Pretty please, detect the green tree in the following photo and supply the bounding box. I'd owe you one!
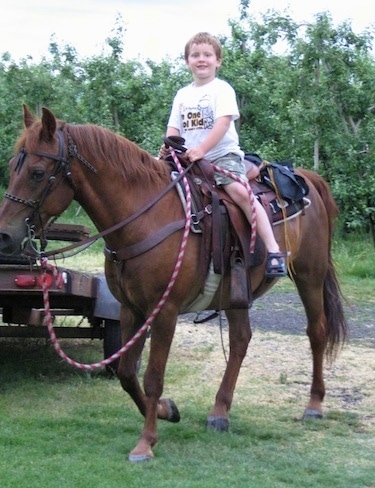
[1,8,375,240]
[223,6,375,237]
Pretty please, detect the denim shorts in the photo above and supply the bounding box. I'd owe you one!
[212,153,247,186]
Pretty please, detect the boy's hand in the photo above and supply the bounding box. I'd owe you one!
[186,146,205,162]
[158,144,170,159]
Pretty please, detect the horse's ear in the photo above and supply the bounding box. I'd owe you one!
[23,104,35,128]
[41,107,57,140]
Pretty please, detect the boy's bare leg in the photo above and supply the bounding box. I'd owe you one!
[223,181,286,277]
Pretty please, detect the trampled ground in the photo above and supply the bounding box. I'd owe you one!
[175,288,375,432]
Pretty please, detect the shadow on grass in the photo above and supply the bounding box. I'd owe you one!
[0,337,111,388]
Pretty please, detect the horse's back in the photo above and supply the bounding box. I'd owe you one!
[296,168,338,223]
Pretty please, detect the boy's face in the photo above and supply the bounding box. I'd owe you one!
[186,42,222,84]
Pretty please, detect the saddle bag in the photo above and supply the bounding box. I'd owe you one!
[244,153,309,203]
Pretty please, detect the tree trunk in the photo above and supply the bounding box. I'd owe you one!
[369,214,375,247]
[313,139,320,171]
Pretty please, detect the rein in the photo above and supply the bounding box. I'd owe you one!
[8,127,255,370]
[39,162,194,259]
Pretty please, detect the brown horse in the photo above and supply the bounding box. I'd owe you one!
[0,106,348,462]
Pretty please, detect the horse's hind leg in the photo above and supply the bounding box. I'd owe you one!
[294,275,328,419]
[206,308,252,431]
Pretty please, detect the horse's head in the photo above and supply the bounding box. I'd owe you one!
[0,105,75,255]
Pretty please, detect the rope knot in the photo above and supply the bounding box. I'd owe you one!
[39,257,63,289]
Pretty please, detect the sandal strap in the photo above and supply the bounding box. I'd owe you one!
[266,252,288,277]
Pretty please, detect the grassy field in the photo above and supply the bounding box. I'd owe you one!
[0,203,374,487]
[0,320,374,487]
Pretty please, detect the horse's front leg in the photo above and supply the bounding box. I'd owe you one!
[116,306,148,412]
[206,308,252,431]
[126,307,179,462]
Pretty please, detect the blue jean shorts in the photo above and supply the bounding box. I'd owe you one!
[212,153,247,186]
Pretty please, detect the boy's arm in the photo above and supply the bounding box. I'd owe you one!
[186,116,231,162]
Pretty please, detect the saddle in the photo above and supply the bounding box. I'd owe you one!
[164,137,308,309]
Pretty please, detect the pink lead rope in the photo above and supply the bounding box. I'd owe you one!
[211,164,257,253]
[41,148,192,370]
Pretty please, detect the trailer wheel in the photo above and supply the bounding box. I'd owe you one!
[103,319,122,375]
[102,319,143,376]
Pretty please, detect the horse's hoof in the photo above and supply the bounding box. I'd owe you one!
[303,409,323,420]
[165,398,181,423]
[206,416,229,431]
[128,453,153,463]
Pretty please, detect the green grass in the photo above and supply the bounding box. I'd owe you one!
[333,237,375,280]
[270,234,375,305]
[0,337,374,488]
[332,237,375,306]
[1,202,375,486]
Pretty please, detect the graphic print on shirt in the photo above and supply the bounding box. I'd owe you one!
[181,94,214,133]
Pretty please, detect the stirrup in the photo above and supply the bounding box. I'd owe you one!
[266,252,288,278]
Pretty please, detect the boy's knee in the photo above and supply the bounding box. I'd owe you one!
[244,161,260,180]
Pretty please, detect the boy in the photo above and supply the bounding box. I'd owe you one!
[159,32,286,278]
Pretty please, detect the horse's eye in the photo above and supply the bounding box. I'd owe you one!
[32,170,45,182]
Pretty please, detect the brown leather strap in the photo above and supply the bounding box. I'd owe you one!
[105,209,207,262]
[211,190,224,274]
[104,219,186,261]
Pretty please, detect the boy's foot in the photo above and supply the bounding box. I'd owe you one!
[266,252,288,278]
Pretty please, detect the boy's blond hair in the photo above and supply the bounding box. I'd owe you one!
[184,32,222,62]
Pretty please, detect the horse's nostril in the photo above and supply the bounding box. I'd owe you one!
[0,231,20,255]
[0,232,10,243]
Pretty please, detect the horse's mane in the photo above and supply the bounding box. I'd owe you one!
[16,119,171,187]
[68,124,171,186]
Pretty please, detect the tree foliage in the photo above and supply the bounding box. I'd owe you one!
[0,7,374,241]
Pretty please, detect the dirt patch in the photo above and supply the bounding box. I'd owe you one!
[174,289,375,432]
[183,290,375,345]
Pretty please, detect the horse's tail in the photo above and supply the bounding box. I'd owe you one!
[299,169,349,359]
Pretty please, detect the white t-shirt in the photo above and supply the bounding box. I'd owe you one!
[167,78,244,161]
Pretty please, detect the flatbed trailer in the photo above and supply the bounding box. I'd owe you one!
[0,223,122,371]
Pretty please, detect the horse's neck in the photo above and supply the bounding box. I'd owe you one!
[74,164,179,248]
